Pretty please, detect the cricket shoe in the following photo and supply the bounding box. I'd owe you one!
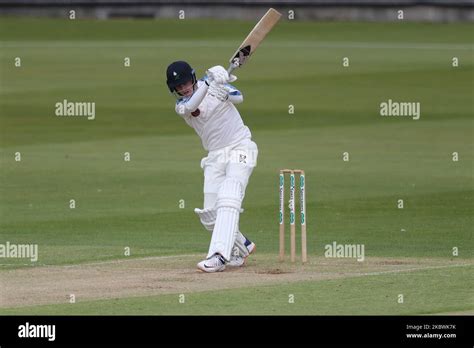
[197,253,226,273]
[228,240,256,267]
[245,238,256,255]
[227,255,245,267]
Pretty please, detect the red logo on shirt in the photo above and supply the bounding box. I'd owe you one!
[191,109,200,117]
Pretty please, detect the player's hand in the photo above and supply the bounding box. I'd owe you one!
[206,65,229,84]
[208,81,229,102]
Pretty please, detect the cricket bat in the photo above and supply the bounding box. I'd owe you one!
[227,8,282,74]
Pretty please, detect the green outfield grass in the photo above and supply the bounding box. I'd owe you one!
[0,18,472,315]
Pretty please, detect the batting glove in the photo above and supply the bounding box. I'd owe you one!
[206,65,229,85]
[208,81,229,102]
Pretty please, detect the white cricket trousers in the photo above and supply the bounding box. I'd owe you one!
[201,138,258,209]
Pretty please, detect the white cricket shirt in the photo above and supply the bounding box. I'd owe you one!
[175,80,252,151]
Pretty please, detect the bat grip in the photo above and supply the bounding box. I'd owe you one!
[227,59,239,75]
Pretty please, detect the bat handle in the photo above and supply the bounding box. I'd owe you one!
[227,58,239,75]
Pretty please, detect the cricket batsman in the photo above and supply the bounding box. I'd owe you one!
[166,61,257,273]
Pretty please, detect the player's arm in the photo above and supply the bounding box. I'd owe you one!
[175,81,210,117]
[226,84,243,104]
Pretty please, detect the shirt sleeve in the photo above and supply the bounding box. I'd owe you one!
[175,80,209,117]
[226,83,243,104]
[175,98,192,118]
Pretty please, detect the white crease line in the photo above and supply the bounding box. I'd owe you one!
[0,253,201,269]
[63,253,202,267]
[1,255,472,275]
[352,262,473,277]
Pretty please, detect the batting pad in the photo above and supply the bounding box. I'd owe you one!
[195,206,249,258]
[233,233,250,258]
[207,178,243,261]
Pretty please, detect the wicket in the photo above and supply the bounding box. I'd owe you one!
[279,169,307,263]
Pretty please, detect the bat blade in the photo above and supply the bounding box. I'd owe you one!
[228,8,282,72]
